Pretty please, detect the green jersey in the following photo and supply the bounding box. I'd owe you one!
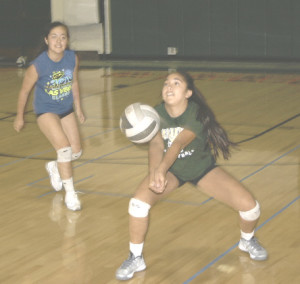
[155,101,215,181]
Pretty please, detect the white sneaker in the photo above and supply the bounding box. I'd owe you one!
[239,237,268,261]
[65,192,81,211]
[45,161,63,191]
[116,252,146,281]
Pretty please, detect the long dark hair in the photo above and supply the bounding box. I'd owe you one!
[35,21,70,57]
[175,70,237,160]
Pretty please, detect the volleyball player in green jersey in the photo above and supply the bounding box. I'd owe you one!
[116,71,268,281]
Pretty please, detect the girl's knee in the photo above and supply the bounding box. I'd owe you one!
[128,198,151,218]
[239,200,260,221]
[72,149,82,160]
[57,146,72,162]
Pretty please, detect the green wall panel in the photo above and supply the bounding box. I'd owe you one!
[111,0,160,56]
[266,0,292,57]
[238,0,266,58]
[157,0,184,55]
[0,0,50,48]
[110,0,300,60]
[132,0,160,56]
[210,0,238,56]
[2,0,300,60]
[110,0,133,55]
[291,0,300,57]
[182,0,211,56]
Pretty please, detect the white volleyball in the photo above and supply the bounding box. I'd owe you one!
[120,102,160,144]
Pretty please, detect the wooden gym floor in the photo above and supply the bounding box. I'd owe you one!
[0,59,300,284]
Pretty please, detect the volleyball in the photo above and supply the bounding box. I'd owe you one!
[16,56,27,68]
[120,102,160,144]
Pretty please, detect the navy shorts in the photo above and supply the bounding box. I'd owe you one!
[173,164,218,187]
[36,108,74,119]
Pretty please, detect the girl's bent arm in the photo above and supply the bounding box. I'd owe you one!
[14,65,38,132]
[158,129,196,174]
[148,131,165,174]
[148,132,165,191]
[149,128,196,193]
[72,55,85,123]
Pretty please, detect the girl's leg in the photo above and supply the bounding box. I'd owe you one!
[60,112,82,158]
[197,167,267,260]
[116,172,179,281]
[197,167,257,229]
[44,112,82,191]
[129,171,180,245]
[37,113,80,211]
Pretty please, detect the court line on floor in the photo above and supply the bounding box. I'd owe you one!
[183,194,300,284]
[28,144,133,188]
[0,128,123,168]
[0,149,54,168]
[240,143,300,182]
[2,111,297,168]
[2,73,299,169]
[30,142,300,282]
[33,143,300,204]
[32,142,300,282]
[182,143,300,283]
[36,175,94,198]
[237,112,300,143]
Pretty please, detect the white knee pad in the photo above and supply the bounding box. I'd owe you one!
[72,149,82,161]
[128,198,151,218]
[239,200,260,221]
[57,147,72,162]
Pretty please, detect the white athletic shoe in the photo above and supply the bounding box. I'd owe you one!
[65,192,81,211]
[239,237,268,261]
[116,252,146,281]
[45,161,63,191]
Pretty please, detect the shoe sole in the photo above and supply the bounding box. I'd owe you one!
[115,264,146,281]
[45,162,63,191]
[65,202,81,211]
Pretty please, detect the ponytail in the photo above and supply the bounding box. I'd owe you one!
[177,71,237,160]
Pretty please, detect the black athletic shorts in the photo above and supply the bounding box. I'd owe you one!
[174,164,218,187]
[36,108,74,119]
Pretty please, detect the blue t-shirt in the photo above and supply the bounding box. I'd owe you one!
[32,50,75,115]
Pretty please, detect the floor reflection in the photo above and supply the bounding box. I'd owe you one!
[48,193,92,283]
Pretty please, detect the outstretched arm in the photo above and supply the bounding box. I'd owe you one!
[14,65,38,132]
[149,128,196,193]
[148,131,164,184]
